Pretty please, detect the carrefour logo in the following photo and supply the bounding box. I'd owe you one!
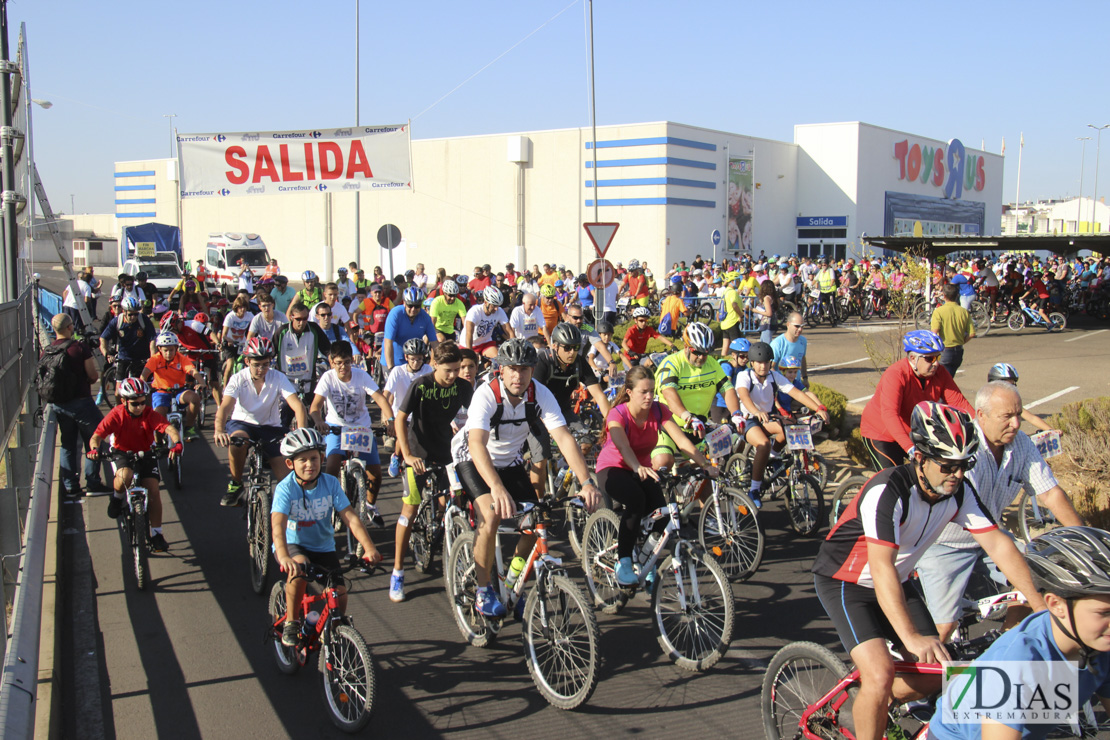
[214,134,226,143]
[316,184,327,191]
[218,189,230,196]
[311,131,322,139]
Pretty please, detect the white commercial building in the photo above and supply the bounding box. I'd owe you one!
[111,120,1003,278]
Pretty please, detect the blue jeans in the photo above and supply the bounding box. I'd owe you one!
[54,396,104,492]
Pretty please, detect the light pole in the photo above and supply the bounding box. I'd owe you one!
[1088,124,1110,232]
[164,113,177,158]
[353,0,360,267]
[69,194,74,214]
[1078,136,1091,233]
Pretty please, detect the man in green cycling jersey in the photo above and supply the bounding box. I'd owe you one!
[650,322,745,469]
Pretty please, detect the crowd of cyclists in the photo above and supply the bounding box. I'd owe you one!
[48,246,1110,735]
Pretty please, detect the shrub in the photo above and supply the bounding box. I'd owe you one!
[1048,397,1110,474]
[810,382,847,435]
[845,428,870,468]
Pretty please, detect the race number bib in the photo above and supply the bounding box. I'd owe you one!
[340,427,375,453]
[786,425,814,451]
[704,425,733,460]
[1031,430,1062,459]
[285,353,309,376]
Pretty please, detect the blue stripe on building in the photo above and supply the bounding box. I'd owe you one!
[114,171,155,178]
[585,136,716,152]
[585,197,715,208]
[115,198,156,205]
[115,212,158,219]
[586,177,715,189]
[586,157,715,170]
[115,184,156,191]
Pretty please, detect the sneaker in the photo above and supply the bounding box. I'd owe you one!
[106,495,123,519]
[221,481,244,507]
[149,533,168,552]
[475,584,507,618]
[281,619,302,647]
[63,487,82,499]
[389,574,405,603]
[365,504,385,528]
[615,557,638,586]
[85,479,110,494]
[387,454,401,478]
[749,492,762,510]
[185,427,200,442]
[645,568,658,596]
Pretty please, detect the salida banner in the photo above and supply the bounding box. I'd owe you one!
[177,124,412,199]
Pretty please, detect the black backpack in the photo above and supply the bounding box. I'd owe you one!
[37,340,81,404]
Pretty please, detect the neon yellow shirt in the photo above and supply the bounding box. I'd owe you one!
[429,295,467,335]
[654,351,734,418]
[720,287,742,330]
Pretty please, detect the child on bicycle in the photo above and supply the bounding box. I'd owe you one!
[774,355,821,415]
[141,331,207,441]
[271,427,383,647]
[383,338,434,476]
[710,337,750,424]
[87,378,182,553]
[390,341,472,602]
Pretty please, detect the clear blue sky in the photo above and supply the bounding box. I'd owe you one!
[16,0,1109,215]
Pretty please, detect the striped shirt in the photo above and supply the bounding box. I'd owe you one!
[933,424,1059,549]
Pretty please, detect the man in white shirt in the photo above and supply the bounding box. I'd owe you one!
[463,289,512,357]
[63,272,93,332]
[334,268,358,300]
[508,292,545,340]
[409,263,431,291]
[313,283,350,327]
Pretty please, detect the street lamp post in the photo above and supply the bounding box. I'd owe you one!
[164,113,177,158]
[1078,136,1091,233]
[1088,124,1110,232]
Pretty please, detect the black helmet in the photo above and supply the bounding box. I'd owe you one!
[496,337,538,368]
[596,320,614,334]
[136,271,148,281]
[550,322,582,348]
[748,341,774,363]
[402,338,429,357]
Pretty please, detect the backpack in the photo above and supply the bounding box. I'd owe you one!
[657,310,674,337]
[487,376,544,440]
[717,291,731,322]
[37,340,81,404]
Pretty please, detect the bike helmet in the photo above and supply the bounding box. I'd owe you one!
[242,336,275,359]
[402,337,429,357]
[554,280,564,288]
[748,341,774,363]
[121,297,141,312]
[302,270,318,282]
[1026,527,1110,600]
[670,275,683,285]
[188,314,209,334]
[136,271,148,282]
[631,306,651,319]
[550,322,582,348]
[902,330,945,354]
[683,322,715,353]
[540,284,556,298]
[337,267,347,275]
[780,355,802,370]
[496,337,539,368]
[159,311,180,329]
[628,259,641,271]
[183,277,199,293]
[156,331,180,348]
[402,287,425,306]
[443,280,459,296]
[987,362,1019,383]
[909,401,978,462]
[729,338,751,353]
[482,286,504,306]
[117,377,150,400]
[596,320,614,334]
[279,427,327,458]
[455,274,469,287]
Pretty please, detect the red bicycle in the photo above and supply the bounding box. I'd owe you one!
[266,561,378,733]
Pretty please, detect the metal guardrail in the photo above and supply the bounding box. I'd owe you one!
[34,286,61,338]
[0,286,36,455]
[0,404,54,740]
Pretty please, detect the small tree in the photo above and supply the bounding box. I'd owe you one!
[856,248,931,372]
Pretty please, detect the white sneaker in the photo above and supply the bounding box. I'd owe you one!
[389,573,405,603]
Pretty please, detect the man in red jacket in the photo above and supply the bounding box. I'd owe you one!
[859,330,972,471]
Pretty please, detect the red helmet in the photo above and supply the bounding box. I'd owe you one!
[243,337,274,359]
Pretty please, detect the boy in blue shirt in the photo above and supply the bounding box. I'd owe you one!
[272,427,383,647]
[775,355,820,414]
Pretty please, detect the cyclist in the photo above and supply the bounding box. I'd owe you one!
[813,401,1046,740]
[391,342,472,602]
[657,283,688,338]
[929,527,1110,740]
[335,267,357,300]
[735,341,830,506]
[449,338,601,618]
[860,330,972,471]
[463,286,512,359]
[773,354,822,414]
[710,337,750,424]
[246,291,287,341]
[288,270,323,312]
[219,295,255,386]
[308,340,394,527]
[814,256,839,322]
[618,259,651,310]
[382,287,438,371]
[272,427,383,647]
[1020,271,1057,330]
[214,337,308,506]
[650,323,744,469]
[717,271,745,355]
[508,291,545,341]
[597,365,715,586]
[313,300,357,359]
[269,274,295,317]
[349,283,393,349]
[100,297,158,379]
[141,332,207,441]
[621,307,674,369]
[538,284,562,337]
[588,320,620,384]
[429,280,467,342]
[273,303,331,428]
[87,378,182,553]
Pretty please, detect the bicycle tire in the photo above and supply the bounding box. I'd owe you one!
[564,476,595,560]
[722,451,752,491]
[1007,312,1026,331]
[267,581,300,675]
[198,394,207,429]
[319,624,377,733]
[761,641,853,740]
[445,531,494,647]
[1049,312,1067,331]
[171,429,183,490]
[913,302,932,330]
[523,573,600,710]
[1018,489,1062,543]
[828,474,869,529]
[442,506,473,591]
[859,297,874,320]
[132,510,149,591]
[698,486,764,582]
[411,496,436,575]
[784,473,825,537]
[652,547,734,671]
[969,300,991,337]
[803,453,829,490]
[100,365,118,409]
[696,301,715,322]
[248,484,272,595]
[580,508,629,614]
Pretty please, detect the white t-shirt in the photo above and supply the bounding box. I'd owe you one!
[509,305,544,339]
[335,278,358,300]
[451,380,566,468]
[223,312,255,347]
[248,312,287,341]
[63,280,92,308]
[464,304,508,347]
[312,301,349,327]
[384,363,434,413]
[735,368,793,416]
[225,368,297,427]
[314,367,381,427]
[589,339,619,372]
[238,270,255,293]
[410,272,430,291]
[599,281,619,313]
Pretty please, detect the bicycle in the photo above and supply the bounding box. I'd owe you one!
[403,462,473,577]
[580,465,736,670]
[327,424,383,556]
[445,497,601,709]
[828,473,871,529]
[156,386,188,491]
[698,422,766,581]
[181,347,219,427]
[107,447,163,591]
[229,436,273,595]
[266,561,378,733]
[96,355,119,408]
[1006,297,1067,332]
[542,423,600,559]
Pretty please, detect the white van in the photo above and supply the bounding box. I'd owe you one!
[122,253,183,292]
[202,233,271,296]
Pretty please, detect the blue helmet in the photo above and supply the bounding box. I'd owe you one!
[121,296,141,312]
[902,330,944,354]
[402,287,425,306]
[729,338,751,353]
[779,355,802,370]
[670,275,683,284]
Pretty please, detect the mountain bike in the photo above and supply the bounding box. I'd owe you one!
[446,497,600,709]
[230,436,273,595]
[327,425,383,557]
[267,561,378,733]
[157,386,187,491]
[698,423,765,581]
[1006,298,1067,332]
[404,462,474,577]
[107,447,162,591]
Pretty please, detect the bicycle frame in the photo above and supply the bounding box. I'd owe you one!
[270,568,350,663]
[490,502,565,617]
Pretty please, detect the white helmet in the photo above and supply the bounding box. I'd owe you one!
[631,306,651,319]
[443,280,459,296]
[482,286,504,306]
[156,331,180,347]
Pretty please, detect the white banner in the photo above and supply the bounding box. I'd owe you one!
[177,124,412,199]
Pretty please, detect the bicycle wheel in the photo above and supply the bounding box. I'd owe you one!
[171,438,183,491]
[580,508,629,614]
[410,497,436,574]
[267,581,300,675]
[319,624,377,733]
[969,300,991,337]
[913,302,932,330]
[523,574,600,710]
[1007,312,1026,331]
[803,453,829,490]
[198,393,207,429]
[1019,490,1062,543]
[722,451,752,490]
[445,531,493,647]
[784,474,825,537]
[829,474,868,529]
[1049,312,1067,331]
[761,641,853,740]
[696,301,715,322]
[442,506,473,590]
[652,547,734,671]
[698,487,764,582]
[132,510,150,591]
[248,485,272,595]
[100,365,117,409]
[564,477,595,560]
[859,297,873,320]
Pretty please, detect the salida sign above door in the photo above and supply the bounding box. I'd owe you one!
[893,137,985,201]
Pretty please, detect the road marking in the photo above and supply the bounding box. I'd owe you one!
[1065,329,1107,342]
[810,357,869,372]
[849,394,874,404]
[1025,386,1080,410]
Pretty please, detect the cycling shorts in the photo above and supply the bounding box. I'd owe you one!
[473,340,497,355]
[651,425,703,460]
[325,431,380,466]
[814,574,937,654]
[402,465,450,508]
[109,450,160,481]
[455,461,537,504]
[632,296,649,307]
[227,420,283,460]
[285,543,342,571]
[861,437,906,472]
[152,389,188,410]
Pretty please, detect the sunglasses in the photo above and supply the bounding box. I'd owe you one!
[917,354,941,364]
[560,344,580,353]
[317,312,332,317]
[931,458,973,474]
[126,399,148,406]
[790,324,804,329]
[292,316,308,322]
[690,350,709,358]
[566,315,583,322]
